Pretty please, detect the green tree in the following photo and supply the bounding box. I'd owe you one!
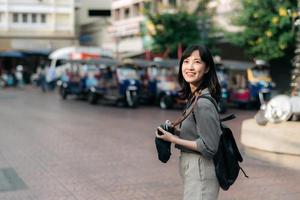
[143,1,217,57]
[148,11,199,57]
[229,0,297,60]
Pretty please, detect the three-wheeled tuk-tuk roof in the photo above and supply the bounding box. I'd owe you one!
[121,59,152,68]
[63,58,120,66]
[151,59,179,68]
[219,59,271,70]
[220,60,253,70]
[120,58,179,69]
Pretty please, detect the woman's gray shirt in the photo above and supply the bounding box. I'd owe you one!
[175,92,222,159]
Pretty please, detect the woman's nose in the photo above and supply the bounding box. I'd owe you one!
[187,62,194,70]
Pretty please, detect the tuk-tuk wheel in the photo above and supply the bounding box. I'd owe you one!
[116,99,125,107]
[88,92,98,105]
[60,87,67,100]
[159,95,173,109]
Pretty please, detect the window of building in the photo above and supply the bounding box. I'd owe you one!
[41,14,46,23]
[88,9,111,17]
[114,9,120,21]
[124,7,130,19]
[133,3,139,16]
[32,13,37,23]
[22,13,28,23]
[13,13,19,23]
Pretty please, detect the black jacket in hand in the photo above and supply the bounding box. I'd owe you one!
[155,123,175,163]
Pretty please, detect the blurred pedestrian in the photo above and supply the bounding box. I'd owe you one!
[15,65,24,88]
[46,65,56,91]
[37,65,47,92]
[156,45,221,200]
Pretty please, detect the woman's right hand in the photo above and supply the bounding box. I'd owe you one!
[155,127,178,143]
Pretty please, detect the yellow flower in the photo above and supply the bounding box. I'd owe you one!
[272,17,279,25]
[292,12,298,18]
[146,21,156,35]
[279,7,287,17]
[156,24,164,31]
[265,31,272,37]
[248,40,255,45]
[256,38,263,44]
[279,43,286,50]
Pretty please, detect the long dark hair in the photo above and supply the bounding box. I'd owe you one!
[178,45,221,102]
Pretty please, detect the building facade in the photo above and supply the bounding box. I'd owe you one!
[104,0,147,58]
[104,0,241,59]
[75,0,112,47]
[0,0,76,52]
[105,0,184,58]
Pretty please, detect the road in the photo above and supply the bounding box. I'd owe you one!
[0,86,299,200]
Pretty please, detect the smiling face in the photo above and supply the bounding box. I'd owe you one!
[181,50,209,92]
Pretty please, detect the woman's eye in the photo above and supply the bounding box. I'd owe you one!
[183,60,189,64]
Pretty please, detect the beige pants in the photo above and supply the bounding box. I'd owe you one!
[179,152,219,200]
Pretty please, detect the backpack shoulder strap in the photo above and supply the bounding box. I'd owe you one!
[197,95,236,122]
[198,95,219,112]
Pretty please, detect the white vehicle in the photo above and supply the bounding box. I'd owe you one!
[49,46,114,80]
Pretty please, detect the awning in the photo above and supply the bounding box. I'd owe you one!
[22,50,51,56]
[0,51,24,58]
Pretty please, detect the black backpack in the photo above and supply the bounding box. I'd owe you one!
[193,95,249,190]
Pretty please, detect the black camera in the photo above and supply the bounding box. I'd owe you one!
[157,120,175,135]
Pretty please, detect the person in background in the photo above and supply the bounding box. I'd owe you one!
[37,64,47,92]
[15,65,24,88]
[46,65,56,91]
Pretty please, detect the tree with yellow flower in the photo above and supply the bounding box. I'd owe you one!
[229,0,297,61]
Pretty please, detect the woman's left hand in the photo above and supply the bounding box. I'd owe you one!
[155,127,177,143]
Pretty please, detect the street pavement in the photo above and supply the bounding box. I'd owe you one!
[0,86,300,200]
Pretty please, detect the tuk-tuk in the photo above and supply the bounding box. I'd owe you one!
[121,59,153,104]
[148,59,183,109]
[87,61,141,107]
[58,60,93,99]
[58,58,115,100]
[225,60,275,107]
[119,58,182,109]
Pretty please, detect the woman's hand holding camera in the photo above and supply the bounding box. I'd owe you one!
[155,127,178,143]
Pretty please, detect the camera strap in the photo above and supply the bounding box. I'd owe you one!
[171,91,202,127]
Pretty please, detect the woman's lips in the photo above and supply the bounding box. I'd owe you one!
[185,72,195,77]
